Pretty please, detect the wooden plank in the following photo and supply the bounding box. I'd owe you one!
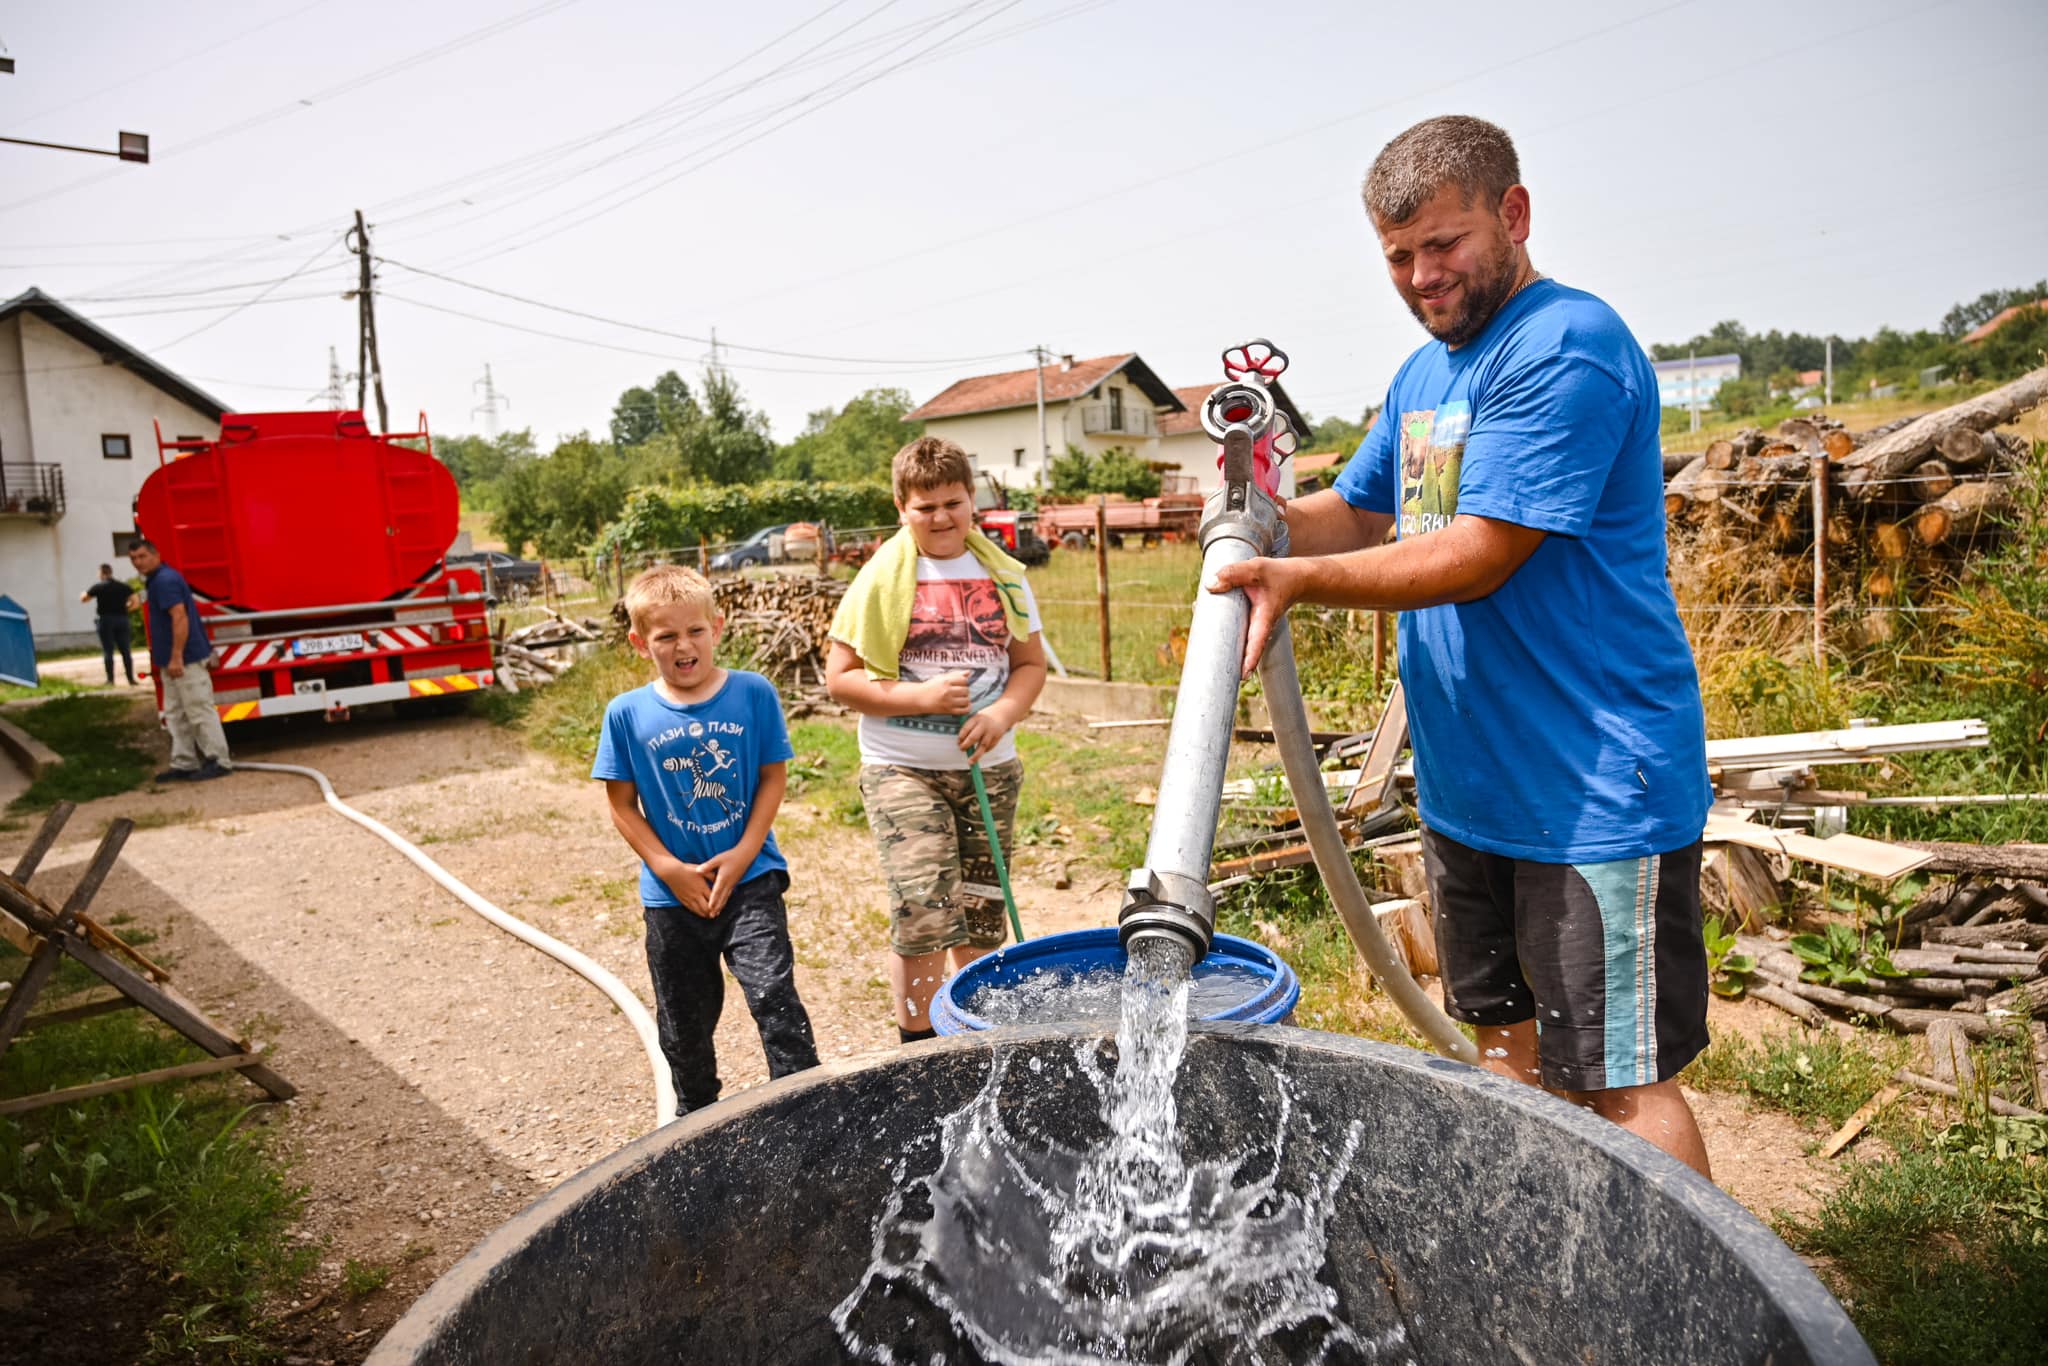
[0,911,38,956]
[1819,1084,1900,1159]
[1702,815,1933,881]
[22,921,294,1102]
[9,801,74,882]
[19,995,138,1032]
[56,819,133,923]
[0,941,64,1054]
[1894,1069,2042,1119]
[74,912,171,983]
[0,1053,260,1117]
[1705,719,1989,770]
[1345,681,1408,815]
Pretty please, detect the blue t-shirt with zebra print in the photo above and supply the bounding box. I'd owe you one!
[591,671,795,907]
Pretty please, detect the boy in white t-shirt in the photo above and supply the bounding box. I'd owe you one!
[826,437,1048,1042]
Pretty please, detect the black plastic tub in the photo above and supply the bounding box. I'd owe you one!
[370,1024,1874,1365]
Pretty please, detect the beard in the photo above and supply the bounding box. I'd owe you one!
[1404,234,1522,346]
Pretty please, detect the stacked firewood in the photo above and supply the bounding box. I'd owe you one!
[1664,364,2046,599]
[711,575,848,697]
[1734,843,2048,1115]
[496,612,603,690]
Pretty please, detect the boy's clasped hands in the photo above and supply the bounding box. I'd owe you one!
[650,850,748,919]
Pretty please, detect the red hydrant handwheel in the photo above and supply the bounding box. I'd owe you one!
[1222,338,1288,382]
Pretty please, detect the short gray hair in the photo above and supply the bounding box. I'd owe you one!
[1363,116,1521,226]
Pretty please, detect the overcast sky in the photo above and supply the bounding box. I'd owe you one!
[3,0,2043,447]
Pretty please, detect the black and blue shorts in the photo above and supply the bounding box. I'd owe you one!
[1422,828,1709,1093]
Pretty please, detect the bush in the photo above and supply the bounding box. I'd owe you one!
[592,480,899,555]
[1047,445,1161,500]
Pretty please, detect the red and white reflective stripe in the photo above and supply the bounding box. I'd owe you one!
[219,639,287,670]
[372,625,433,650]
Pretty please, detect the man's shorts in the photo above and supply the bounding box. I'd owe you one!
[858,760,1021,957]
[1422,827,1709,1093]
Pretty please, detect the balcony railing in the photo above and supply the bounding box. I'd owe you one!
[0,464,64,521]
[1080,403,1158,438]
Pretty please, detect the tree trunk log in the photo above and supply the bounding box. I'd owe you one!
[1924,922,2048,948]
[1870,521,1913,560]
[1888,1007,2000,1038]
[1664,453,1709,518]
[1823,429,1857,461]
[1750,981,1825,1027]
[1899,844,2048,881]
[1937,427,1999,469]
[1911,480,2013,547]
[1662,450,1698,479]
[1924,1017,1976,1090]
[1837,363,2048,497]
[1895,1069,2041,1118]
[1907,460,1956,500]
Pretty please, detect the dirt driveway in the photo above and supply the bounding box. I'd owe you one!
[6,702,1839,1358]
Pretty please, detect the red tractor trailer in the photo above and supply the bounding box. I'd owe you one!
[133,410,494,724]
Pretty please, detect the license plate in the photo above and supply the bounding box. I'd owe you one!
[293,633,365,657]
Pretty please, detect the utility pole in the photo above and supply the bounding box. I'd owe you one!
[1687,349,1699,434]
[473,363,509,438]
[1824,337,1833,408]
[346,209,389,432]
[1033,344,1050,478]
[706,326,723,379]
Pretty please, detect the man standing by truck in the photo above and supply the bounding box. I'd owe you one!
[127,538,233,781]
[1210,116,1713,1178]
[79,564,138,687]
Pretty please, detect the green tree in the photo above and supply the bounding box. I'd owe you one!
[490,433,636,556]
[1713,377,1769,418]
[644,368,774,486]
[1301,406,1377,455]
[1047,445,1161,499]
[609,370,697,448]
[434,428,537,506]
[1941,280,2048,339]
[774,387,920,482]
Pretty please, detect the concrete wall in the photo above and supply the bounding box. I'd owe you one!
[0,313,219,643]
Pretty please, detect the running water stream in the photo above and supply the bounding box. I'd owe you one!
[834,940,1413,1364]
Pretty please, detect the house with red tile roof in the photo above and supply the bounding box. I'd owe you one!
[1963,299,2046,344]
[1155,381,1310,497]
[905,353,1307,496]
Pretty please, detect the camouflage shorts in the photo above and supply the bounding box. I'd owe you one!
[857,760,1022,956]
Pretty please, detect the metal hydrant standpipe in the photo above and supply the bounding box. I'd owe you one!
[1115,339,1477,1064]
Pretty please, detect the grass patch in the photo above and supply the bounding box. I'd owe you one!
[0,674,85,704]
[340,1256,392,1299]
[1015,727,1160,872]
[1683,1027,1904,1128]
[787,719,863,824]
[8,694,155,810]
[0,1000,310,1360]
[471,640,647,768]
[1781,1112,2048,1366]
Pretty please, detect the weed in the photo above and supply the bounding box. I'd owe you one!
[341,1256,392,1299]
[0,1005,311,1357]
[111,806,201,833]
[8,695,155,810]
[1684,1028,1903,1127]
[1788,922,1910,989]
[1702,915,1757,998]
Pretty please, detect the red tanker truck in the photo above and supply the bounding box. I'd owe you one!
[133,410,494,724]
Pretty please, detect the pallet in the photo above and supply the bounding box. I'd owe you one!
[0,802,295,1115]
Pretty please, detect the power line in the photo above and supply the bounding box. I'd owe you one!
[149,234,344,351]
[374,255,1023,366]
[380,292,1021,379]
[443,0,1028,269]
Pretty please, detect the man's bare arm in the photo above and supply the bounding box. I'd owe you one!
[1278,489,1396,559]
[1210,514,1547,675]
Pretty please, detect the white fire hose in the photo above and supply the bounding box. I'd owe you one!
[237,762,675,1126]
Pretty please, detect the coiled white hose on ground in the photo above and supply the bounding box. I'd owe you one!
[238,761,675,1126]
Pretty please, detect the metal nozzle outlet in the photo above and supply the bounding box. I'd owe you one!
[1117,867,1215,960]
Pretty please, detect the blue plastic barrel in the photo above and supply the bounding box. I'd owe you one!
[931,927,1299,1035]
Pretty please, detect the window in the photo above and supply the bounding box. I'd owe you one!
[1109,387,1125,430]
[101,433,132,460]
[112,531,139,557]
[1013,448,1026,467]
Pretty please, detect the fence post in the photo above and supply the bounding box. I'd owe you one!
[615,549,626,599]
[1372,610,1387,697]
[1094,495,1112,682]
[1811,453,1828,674]
[698,536,707,572]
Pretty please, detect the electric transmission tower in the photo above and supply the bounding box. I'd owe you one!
[472,363,509,438]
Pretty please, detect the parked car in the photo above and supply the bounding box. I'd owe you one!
[710,524,791,572]
[448,549,544,599]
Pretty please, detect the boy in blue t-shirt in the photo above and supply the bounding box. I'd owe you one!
[591,565,818,1117]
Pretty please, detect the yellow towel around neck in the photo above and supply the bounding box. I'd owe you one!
[829,526,1031,680]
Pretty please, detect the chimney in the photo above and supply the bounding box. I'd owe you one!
[1059,354,1075,372]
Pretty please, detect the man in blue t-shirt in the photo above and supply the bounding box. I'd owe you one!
[127,538,232,782]
[591,564,818,1117]
[1212,116,1713,1178]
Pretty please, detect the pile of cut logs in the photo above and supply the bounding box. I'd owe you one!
[1735,842,2048,1114]
[710,574,848,696]
[1664,364,2046,598]
[495,612,603,690]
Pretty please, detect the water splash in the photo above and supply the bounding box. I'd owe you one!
[834,940,1410,1364]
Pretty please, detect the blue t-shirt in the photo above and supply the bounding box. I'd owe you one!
[1332,280,1709,863]
[143,565,212,667]
[590,672,796,907]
